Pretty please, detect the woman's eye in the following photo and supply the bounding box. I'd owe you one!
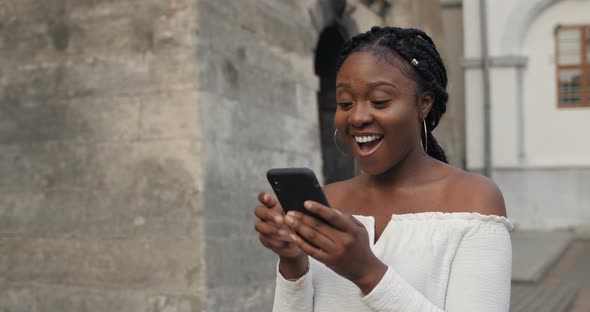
[371,100,390,107]
[337,102,353,109]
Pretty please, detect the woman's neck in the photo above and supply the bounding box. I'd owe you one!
[363,147,437,191]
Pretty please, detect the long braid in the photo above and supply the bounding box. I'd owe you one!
[337,26,449,163]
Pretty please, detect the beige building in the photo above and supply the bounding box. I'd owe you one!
[463,0,590,230]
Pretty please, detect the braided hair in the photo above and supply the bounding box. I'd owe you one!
[337,26,448,163]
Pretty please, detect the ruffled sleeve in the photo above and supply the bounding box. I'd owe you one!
[272,261,315,312]
[360,216,512,311]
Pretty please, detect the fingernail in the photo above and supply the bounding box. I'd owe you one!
[304,201,312,209]
[289,234,297,242]
[278,229,288,237]
[274,216,282,224]
[285,215,294,223]
[263,194,269,202]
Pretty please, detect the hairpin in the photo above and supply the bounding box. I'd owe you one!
[411,59,419,66]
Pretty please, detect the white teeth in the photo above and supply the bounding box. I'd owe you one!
[354,135,382,143]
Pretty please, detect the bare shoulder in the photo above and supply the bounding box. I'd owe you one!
[445,169,507,217]
[322,176,362,213]
[323,178,355,202]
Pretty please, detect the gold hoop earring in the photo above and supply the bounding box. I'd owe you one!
[422,119,428,154]
[333,129,348,157]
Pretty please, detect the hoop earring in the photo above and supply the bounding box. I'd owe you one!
[422,119,428,154]
[333,129,348,157]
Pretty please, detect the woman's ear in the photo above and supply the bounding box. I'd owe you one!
[419,92,434,120]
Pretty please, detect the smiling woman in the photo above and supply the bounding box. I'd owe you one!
[254,26,512,312]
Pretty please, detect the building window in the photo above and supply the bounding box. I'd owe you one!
[556,25,590,107]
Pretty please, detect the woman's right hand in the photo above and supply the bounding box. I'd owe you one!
[255,192,303,258]
[255,192,308,278]
[255,192,309,279]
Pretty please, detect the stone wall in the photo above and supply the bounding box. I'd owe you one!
[196,1,325,310]
[0,0,204,311]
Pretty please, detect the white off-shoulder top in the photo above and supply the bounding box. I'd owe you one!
[273,212,513,312]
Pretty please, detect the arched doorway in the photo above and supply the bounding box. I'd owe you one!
[314,25,356,184]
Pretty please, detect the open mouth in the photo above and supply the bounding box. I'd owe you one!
[353,135,384,157]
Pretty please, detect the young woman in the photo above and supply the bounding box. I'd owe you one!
[254,26,512,311]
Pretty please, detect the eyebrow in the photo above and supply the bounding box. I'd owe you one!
[367,81,397,90]
[336,81,398,90]
[336,82,351,89]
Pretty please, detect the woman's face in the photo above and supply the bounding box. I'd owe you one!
[335,51,430,175]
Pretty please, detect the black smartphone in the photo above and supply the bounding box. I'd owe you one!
[266,168,331,218]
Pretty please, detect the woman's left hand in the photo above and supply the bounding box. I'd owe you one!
[284,201,388,294]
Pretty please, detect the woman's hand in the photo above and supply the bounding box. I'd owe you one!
[284,201,388,294]
[254,192,308,279]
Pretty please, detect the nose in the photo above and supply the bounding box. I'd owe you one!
[349,102,373,128]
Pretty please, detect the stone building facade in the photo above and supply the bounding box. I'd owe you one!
[0,1,457,311]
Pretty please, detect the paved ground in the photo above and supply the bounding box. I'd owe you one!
[512,231,574,282]
[510,231,590,311]
[547,241,590,312]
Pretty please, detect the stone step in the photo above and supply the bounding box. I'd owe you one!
[510,283,578,312]
[511,231,574,282]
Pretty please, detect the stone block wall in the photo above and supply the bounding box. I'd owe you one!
[196,1,325,310]
[0,0,205,311]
